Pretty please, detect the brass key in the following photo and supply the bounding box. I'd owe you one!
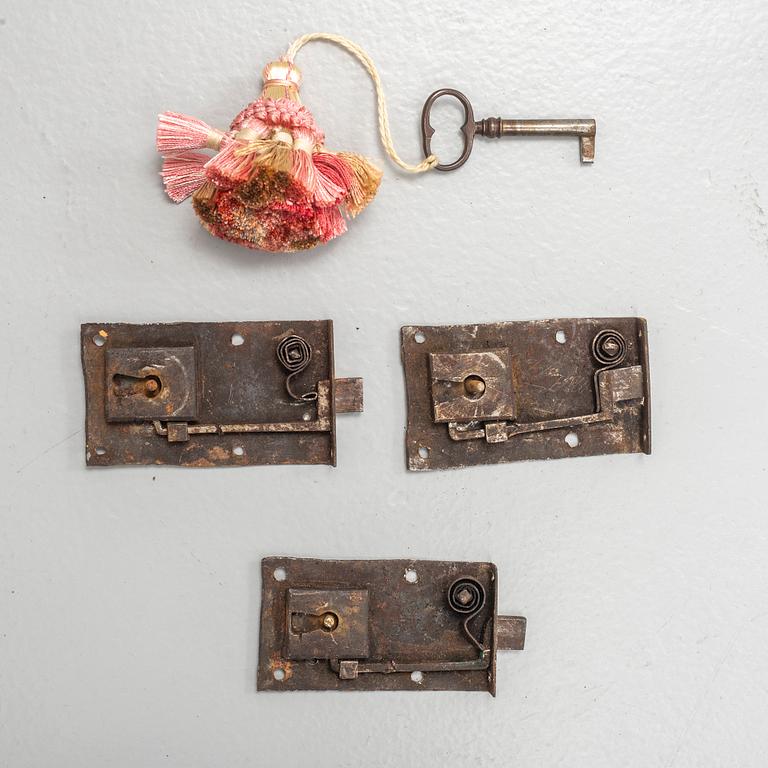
[421,88,596,171]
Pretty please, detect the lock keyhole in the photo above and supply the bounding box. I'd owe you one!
[112,373,163,399]
[290,611,339,635]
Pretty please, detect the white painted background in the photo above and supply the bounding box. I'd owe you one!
[2,1,767,766]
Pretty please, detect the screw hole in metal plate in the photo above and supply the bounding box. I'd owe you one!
[414,331,426,344]
[555,330,567,344]
[94,447,106,456]
[273,567,287,582]
[273,669,285,681]
[418,446,429,459]
[565,432,579,448]
[231,333,244,346]
[233,446,244,456]
[92,333,106,347]
[404,568,418,584]
[410,671,424,684]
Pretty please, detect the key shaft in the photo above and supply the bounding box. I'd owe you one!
[476,117,596,163]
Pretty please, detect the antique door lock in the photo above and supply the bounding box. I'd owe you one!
[81,321,363,467]
[402,318,650,470]
[258,558,526,695]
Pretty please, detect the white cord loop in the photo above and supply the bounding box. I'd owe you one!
[286,33,438,173]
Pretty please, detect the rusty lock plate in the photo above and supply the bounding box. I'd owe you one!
[258,557,526,695]
[81,321,363,467]
[402,318,651,471]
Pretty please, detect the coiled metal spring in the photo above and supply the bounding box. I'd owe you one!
[276,335,318,402]
[591,329,628,410]
[448,577,487,652]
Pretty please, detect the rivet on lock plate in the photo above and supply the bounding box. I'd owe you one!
[402,318,651,471]
[81,321,363,467]
[258,558,526,695]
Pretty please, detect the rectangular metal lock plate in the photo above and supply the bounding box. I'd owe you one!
[82,321,363,467]
[284,589,370,660]
[105,346,197,422]
[258,558,526,695]
[402,318,651,471]
[430,349,516,422]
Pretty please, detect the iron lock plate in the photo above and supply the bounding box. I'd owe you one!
[431,348,517,422]
[284,589,370,660]
[104,346,198,422]
[258,557,526,695]
[402,318,651,471]
[81,321,363,467]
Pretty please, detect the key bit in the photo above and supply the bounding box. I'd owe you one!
[421,88,596,171]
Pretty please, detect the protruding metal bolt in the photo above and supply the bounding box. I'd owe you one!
[464,375,486,397]
[601,339,620,356]
[321,612,338,631]
[144,378,160,396]
[456,588,473,606]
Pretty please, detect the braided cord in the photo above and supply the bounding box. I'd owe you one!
[286,33,437,173]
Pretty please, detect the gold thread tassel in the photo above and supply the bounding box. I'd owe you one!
[339,152,383,217]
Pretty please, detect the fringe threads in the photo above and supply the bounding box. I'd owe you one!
[156,99,381,252]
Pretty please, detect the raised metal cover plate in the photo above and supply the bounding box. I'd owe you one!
[81,321,362,467]
[258,557,526,695]
[402,318,651,471]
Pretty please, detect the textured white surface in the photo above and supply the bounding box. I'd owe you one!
[1,1,767,766]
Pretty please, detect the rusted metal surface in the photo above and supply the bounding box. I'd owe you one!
[496,616,527,651]
[332,377,364,414]
[257,557,526,695]
[105,346,197,422]
[402,318,651,471]
[284,589,370,661]
[81,321,363,467]
[431,349,517,422]
[421,88,596,170]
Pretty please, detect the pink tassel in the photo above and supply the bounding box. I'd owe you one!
[204,140,254,186]
[290,129,317,194]
[316,206,347,241]
[160,152,209,202]
[312,152,353,205]
[156,111,224,154]
[291,150,317,196]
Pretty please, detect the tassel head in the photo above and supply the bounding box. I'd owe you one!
[261,59,302,101]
